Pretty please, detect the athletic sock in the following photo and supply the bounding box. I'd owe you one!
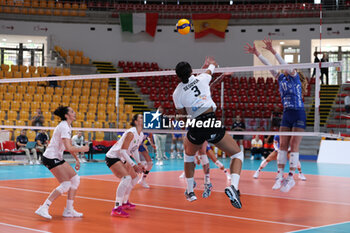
[186,177,194,193]
[230,174,240,190]
[204,174,210,184]
[259,159,268,171]
[66,200,74,210]
[277,168,284,179]
[43,199,52,208]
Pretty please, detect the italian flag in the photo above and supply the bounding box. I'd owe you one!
[120,13,159,37]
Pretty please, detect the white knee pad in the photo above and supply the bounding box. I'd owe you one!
[200,154,209,165]
[289,152,299,168]
[230,151,244,162]
[56,181,71,194]
[184,154,195,163]
[277,150,288,165]
[177,141,183,150]
[70,175,80,190]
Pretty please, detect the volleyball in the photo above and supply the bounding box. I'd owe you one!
[176,19,191,35]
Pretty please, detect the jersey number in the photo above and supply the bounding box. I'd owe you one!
[191,85,201,97]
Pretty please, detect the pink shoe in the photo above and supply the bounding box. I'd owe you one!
[122,201,136,210]
[111,206,129,218]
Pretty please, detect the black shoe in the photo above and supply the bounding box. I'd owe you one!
[184,191,197,202]
[224,185,242,209]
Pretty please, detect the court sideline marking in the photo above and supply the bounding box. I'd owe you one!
[0,185,310,229]
[0,222,52,233]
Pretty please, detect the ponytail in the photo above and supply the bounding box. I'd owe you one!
[298,71,308,97]
[53,106,69,121]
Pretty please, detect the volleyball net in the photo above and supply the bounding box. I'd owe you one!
[0,60,345,147]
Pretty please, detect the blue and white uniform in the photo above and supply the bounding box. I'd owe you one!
[273,135,280,151]
[278,73,306,129]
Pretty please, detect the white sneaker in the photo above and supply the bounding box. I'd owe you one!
[29,161,34,165]
[155,161,160,165]
[159,161,163,166]
[35,160,40,165]
[179,172,185,179]
[82,157,88,163]
[163,155,168,160]
[272,177,284,190]
[138,179,150,188]
[35,205,52,219]
[170,155,175,159]
[298,173,307,181]
[253,170,260,179]
[222,153,226,158]
[250,156,254,160]
[63,208,83,218]
[280,176,295,193]
[177,153,183,159]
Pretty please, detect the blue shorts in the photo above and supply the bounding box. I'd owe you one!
[206,145,212,152]
[139,145,146,152]
[174,133,182,138]
[281,109,306,129]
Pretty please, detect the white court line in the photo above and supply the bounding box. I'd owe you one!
[0,222,52,233]
[0,185,310,229]
[82,176,350,207]
[287,221,350,233]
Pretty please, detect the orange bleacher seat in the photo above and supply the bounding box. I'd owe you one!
[11,101,20,111]
[1,64,9,71]
[119,113,127,122]
[3,7,11,13]
[66,56,73,63]
[19,65,27,73]
[108,112,117,122]
[83,120,92,128]
[62,95,70,105]
[94,121,103,128]
[74,56,82,64]
[56,2,63,8]
[82,57,90,65]
[90,96,98,103]
[90,88,99,96]
[45,86,54,95]
[53,9,60,16]
[14,93,23,101]
[125,104,133,113]
[54,67,63,76]
[107,103,115,112]
[30,102,40,110]
[63,87,72,95]
[68,50,75,57]
[86,112,95,121]
[107,96,115,103]
[51,102,59,111]
[88,103,97,112]
[33,94,42,102]
[37,67,45,74]
[54,87,63,95]
[23,94,32,102]
[80,3,87,10]
[63,2,70,9]
[80,95,89,104]
[70,103,78,111]
[16,120,25,126]
[22,72,30,78]
[31,0,39,7]
[97,112,106,121]
[52,95,61,103]
[4,71,12,78]
[74,80,83,88]
[1,100,10,110]
[72,3,79,9]
[76,50,83,57]
[95,131,104,141]
[21,7,29,14]
[70,95,79,103]
[6,0,14,5]
[8,110,17,121]
[0,110,5,121]
[79,103,87,112]
[28,66,36,73]
[47,1,54,8]
[43,94,52,102]
[27,86,35,94]
[66,80,74,88]
[72,121,80,128]
[45,9,52,15]
[27,130,36,141]
[7,85,16,93]
[4,92,14,100]
[19,110,29,120]
[37,8,45,15]
[63,68,70,76]
[41,102,50,112]
[100,89,107,97]
[13,71,21,78]
[78,10,86,17]
[98,104,106,112]
[39,0,47,8]
[43,111,52,121]
[10,65,18,72]
[100,82,108,89]
[21,102,30,111]
[46,66,53,75]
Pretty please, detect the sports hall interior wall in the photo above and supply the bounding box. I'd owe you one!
[0,19,349,68]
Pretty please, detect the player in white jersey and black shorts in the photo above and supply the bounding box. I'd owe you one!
[172,56,244,209]
[106,114,144,218]
[35,106,90,219]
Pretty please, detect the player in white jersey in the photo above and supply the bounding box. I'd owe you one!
[35,106,89,220]
[173,57,244,209]
[106,114,144,218]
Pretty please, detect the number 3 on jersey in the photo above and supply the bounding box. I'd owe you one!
[191,85,201,97]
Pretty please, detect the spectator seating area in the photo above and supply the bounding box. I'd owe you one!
[0,0,87,16]
[54,46,90,65]
[327,84,350,131]
[0,64,71,79]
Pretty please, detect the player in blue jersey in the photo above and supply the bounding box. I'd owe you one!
[245,38,308,192]
[137,133,156,188]
[253,135,306,180]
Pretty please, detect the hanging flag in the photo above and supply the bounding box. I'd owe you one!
[120,13,159,37]
[192,14,231,39]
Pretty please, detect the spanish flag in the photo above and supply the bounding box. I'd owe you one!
[192,14,231,39]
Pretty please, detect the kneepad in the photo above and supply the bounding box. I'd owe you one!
[230,151,244,162]
[200,154,209,165]
[56,181,71,194]
[277,150,288,165]
[176,141,183,150]
[289,152,299,168]
[184,154,195,163]
[70,175,80,190]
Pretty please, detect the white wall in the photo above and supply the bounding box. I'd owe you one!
[1,20,349,69]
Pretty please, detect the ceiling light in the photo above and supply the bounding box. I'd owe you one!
[280,42,285,45]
